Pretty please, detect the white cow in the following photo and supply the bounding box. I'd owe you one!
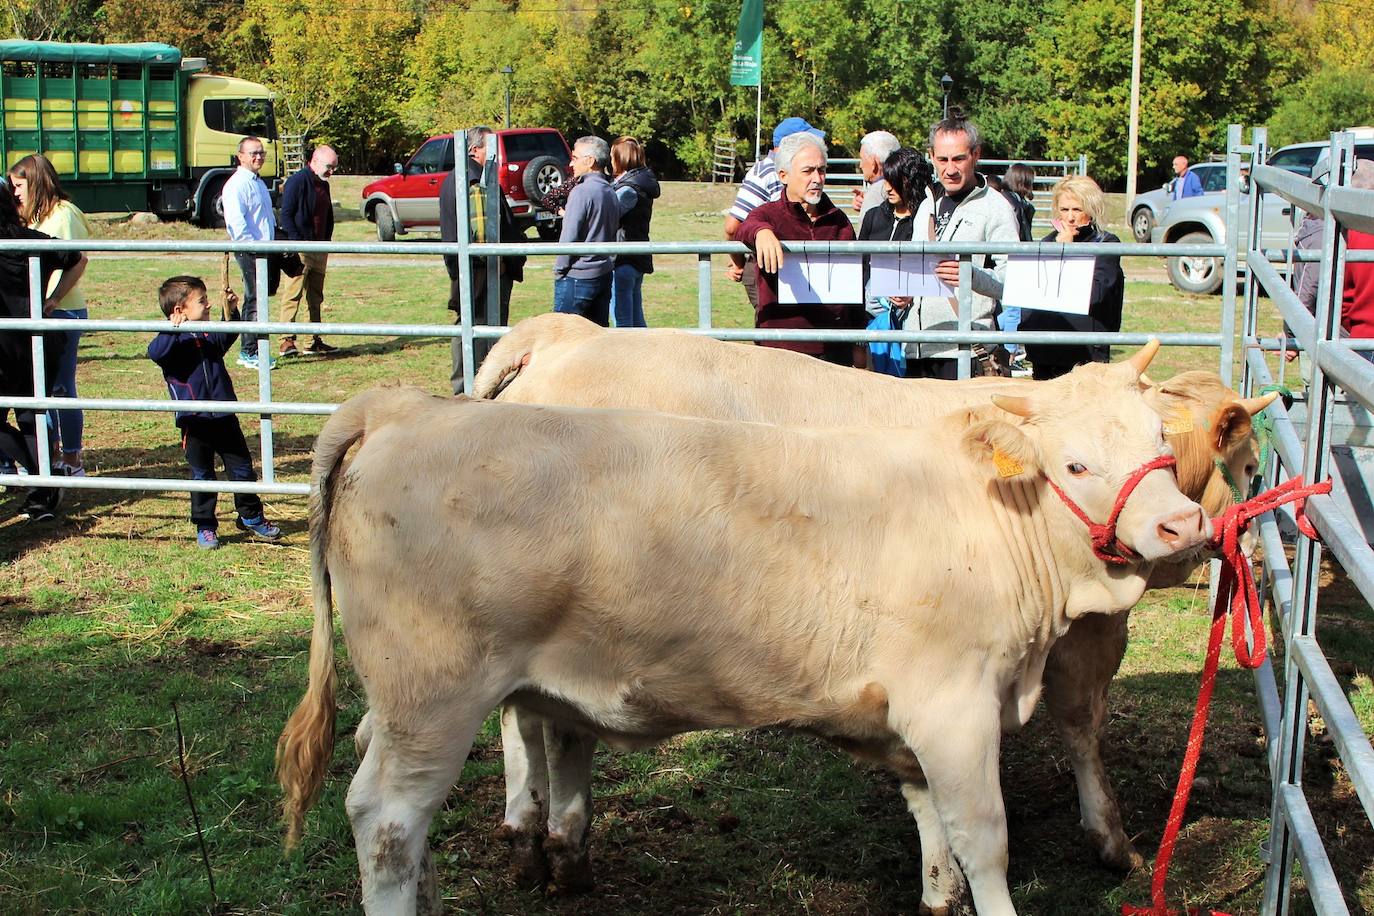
[468,313,1273,905]
[278,349,1211,915]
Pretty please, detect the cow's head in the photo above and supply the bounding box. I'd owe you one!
[963,342,1211,562]
[1144,370,1278,516]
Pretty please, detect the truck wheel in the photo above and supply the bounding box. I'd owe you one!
[1167,231,1224,295]
[1130,207,1154,243]
[197,176,228,229]
[522,156,565,203]
[375,205,397,242]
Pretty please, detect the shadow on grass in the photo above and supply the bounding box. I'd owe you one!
[4,617,1369,916]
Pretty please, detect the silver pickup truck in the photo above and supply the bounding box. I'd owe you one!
[1152,139,1374,294]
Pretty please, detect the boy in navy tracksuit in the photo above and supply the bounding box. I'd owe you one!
[147,276,281,549]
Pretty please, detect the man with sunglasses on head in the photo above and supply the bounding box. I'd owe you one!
[277,144,340,357]
[221,136,277,370]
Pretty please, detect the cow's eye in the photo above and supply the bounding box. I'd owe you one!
[1245,462,1258,479]
[1066,462,1089,477]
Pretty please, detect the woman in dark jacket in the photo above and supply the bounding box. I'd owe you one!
[1019,175,1125,380]
[860,148,933,373]
[0,180,86,520]
[609,137,660,328]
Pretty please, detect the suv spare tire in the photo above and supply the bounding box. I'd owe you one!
[523,156,566,207]
[1167,230,1224,295]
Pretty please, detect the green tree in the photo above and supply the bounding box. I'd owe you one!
[1267,67,1374,148]
[1032,0,1299,184]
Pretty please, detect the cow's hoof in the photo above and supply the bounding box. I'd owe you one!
[544,833,595,894]
[494,824,549,889]
[1088,829,1145,872]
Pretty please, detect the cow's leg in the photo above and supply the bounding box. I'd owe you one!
[1042,611,1142,871]
[542,721,598,893]
[496,705,551,887]
[354,711,374,759]
[900,780,969,915]
[346,701,493,916]
[902,698,1016,916]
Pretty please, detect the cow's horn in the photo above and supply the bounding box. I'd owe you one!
[1126,339,1161,375]
[992,394,1033,417]
[1236,391,1280,416]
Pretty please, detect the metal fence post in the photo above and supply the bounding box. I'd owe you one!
[1261,130,1355,916]
[27,255,51,476]
[957,255,973,379]
[483,132,500,336]
[1220,124,1242,387]
[254,255,274,481]
[698,254,713,329]
[1241,127,1268,362]
[454,131,476,394]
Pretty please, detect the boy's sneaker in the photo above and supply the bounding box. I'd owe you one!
[302,337,338,355]
[196,529,220,550]
[236,352,279,370]
[236,515,282,541]
[17,490,60,522]
[1009,357,1033,378]
[280,338,300,358]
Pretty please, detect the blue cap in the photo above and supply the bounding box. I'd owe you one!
[772,117,825,148]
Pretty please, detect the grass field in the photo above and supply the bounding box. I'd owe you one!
[0,180,1369,914]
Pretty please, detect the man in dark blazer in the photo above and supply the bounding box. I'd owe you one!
[277,145,338,356]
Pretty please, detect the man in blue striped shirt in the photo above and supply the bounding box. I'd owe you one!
[723,117,826,309]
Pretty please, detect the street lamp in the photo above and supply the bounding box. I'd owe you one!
[501,65,514,128]
[940,73,954,120]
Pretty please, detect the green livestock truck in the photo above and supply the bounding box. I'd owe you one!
[0,41,282,225]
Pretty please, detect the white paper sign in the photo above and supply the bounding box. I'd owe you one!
[1001,255,1096,315]
[776,254,864,304]
[869,253,954,298]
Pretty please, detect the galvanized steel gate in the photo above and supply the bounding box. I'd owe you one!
[0,127,1369,913]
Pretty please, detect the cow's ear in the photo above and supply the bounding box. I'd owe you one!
[1211,402,1253,453]
[963,418,1041,480]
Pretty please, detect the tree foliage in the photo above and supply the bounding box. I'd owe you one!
[12,0,1327,185]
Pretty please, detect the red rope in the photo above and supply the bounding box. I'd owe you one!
[1122,475,1332,916]
[1046,455,1180,565]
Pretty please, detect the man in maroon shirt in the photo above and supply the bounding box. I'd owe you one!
[1342,161,1374,355]
[735,132,865,366]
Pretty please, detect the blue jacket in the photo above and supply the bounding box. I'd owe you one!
[279,167,335,241]
[147,329,241,427]
[1174,169,1203,200]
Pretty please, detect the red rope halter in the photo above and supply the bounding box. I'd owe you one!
[1122,474,1331,916]
[1044,454,1180,565]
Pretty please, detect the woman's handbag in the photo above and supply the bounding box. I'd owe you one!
[867,299,910,378]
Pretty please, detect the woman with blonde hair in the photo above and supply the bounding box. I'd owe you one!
[8,154,92,475]
[1019,174,1125,380]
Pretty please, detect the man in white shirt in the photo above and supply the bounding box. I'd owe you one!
[222,136,277,369]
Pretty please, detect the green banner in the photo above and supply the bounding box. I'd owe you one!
[729,0,762,87]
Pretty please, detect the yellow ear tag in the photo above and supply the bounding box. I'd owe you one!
[1163,410,1194,437]
[992,448,1025,478]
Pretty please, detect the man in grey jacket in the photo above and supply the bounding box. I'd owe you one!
[553,136,619,326]
[908,116,1019,379]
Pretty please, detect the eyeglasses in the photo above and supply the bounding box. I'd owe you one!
[245,150,266,158]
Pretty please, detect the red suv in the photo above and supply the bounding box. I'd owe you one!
[361,128,572,241]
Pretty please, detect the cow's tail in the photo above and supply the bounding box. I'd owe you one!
[471,312,602,399]
[275,391,377,849]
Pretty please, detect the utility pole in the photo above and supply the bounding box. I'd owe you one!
[941,73,954,120]
[1124,0,1143,224]
[502,65,514,128]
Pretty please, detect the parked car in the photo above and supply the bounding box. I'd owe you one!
[361,128,572,241]
[1152,137,1374,294]
[1128,162,1226,243]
